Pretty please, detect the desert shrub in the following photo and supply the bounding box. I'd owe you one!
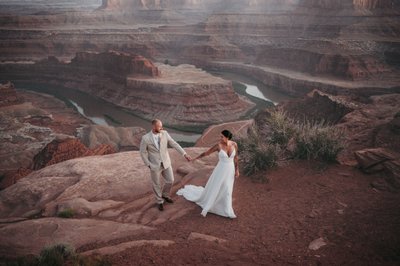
[57,208,75,218]
[5,246,110,266]
[238,111,343,180]
[238,125,279,177]
[38,244,75,266]
[293,120,344,162]
[266,110,296,146]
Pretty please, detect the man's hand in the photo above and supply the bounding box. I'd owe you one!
[184,154,192,162]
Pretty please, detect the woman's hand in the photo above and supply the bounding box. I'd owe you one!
[235,169,240,178]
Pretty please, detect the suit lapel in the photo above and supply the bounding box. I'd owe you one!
[159,131,164,151]
[147,131,156,150]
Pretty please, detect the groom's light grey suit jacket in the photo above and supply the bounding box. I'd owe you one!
[140,130,186,171]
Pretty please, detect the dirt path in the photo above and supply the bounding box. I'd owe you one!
[81,161,400,265]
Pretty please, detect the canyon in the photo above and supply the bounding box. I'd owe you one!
[0,82,146,189]
[1,0,400,265]
[0,0,399,97]
[0,51,254,127]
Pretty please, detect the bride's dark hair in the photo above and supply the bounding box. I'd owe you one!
[221,129,233,140]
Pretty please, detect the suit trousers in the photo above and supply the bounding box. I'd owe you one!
[150,165,174,204]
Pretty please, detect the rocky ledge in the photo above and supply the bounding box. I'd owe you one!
[0,147,215,257]
[0,82,145,189]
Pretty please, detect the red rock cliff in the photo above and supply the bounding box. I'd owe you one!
[32,138,116,170]
[71,51,160,77]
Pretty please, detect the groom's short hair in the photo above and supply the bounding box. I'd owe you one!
[152,119,161,125]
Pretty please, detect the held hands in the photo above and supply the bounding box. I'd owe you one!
[184,154,192,162]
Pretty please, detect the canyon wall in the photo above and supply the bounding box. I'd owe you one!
[0,52,254,127]
[0,83,91,189]
[0,0,399,109]
[71,51,160,77]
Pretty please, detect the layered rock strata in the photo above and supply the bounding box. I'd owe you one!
[32,138,116,170]
[0,84,90,188]
[1,0,399,100]
[0,52,255,127]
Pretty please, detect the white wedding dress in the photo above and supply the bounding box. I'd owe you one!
[176,148,237,218]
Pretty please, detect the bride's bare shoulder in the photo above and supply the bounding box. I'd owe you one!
[232,141,239,149]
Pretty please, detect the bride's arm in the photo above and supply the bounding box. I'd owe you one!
[193,144,219,161]
[234,142,240,178]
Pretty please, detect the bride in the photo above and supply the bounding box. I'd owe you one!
[176,130,239,218]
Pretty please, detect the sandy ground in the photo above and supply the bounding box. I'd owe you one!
[79,160,400,265]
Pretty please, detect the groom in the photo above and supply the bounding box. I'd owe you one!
[140,119,191,211]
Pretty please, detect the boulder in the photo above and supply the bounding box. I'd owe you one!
[308,237,327,250]
[354,148,400,189]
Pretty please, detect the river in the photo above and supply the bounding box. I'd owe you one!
[14,75,291,144]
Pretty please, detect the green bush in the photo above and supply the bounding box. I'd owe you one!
[238,125,279,177]
[57,208,75,218]
[238,110,344,179]
[293,120,344,162]
[266,110,296,146]
[4,245,111,266]
[38,244,75,266]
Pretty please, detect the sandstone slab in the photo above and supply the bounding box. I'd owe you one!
[0,147,210,219]
[0,218,153,257]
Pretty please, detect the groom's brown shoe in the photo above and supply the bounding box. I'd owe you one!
[162,196,174,204]
[158,203,164,211]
